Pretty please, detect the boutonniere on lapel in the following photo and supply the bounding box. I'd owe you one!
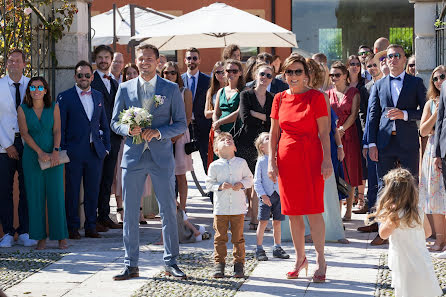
[153,95,166,108]
[98,103,102,107]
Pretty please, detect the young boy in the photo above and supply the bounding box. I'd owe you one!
[206,132,253,278]
[253,132,289,261]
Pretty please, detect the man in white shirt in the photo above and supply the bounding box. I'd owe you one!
[91,45,122,231]
[57,60,111,240]
[0,48,36,248]
[110,52,124,84]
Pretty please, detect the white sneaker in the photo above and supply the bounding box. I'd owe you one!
[0,234,14,248]
[17,233,37,247]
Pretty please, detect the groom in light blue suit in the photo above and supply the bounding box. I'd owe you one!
[111,44,187,280]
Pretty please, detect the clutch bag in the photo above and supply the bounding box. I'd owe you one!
[38,150,70,170]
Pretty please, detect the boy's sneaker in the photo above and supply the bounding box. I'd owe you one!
[255,249,268,261]
[233,262,244,278]
[212,263,225,278]
[0,234,14,248]
[17,233,37,247]
[273,246,290,259]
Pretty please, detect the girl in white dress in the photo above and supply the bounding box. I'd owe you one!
[371,168,442,297]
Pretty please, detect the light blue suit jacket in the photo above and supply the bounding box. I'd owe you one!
[111,75,187,169]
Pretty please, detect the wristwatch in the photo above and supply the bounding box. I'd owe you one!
[54,147,61,151]
[337,144,343,149]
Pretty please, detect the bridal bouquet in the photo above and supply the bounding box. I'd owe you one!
[118,107,153,144]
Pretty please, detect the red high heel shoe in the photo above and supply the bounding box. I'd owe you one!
[312,264,327,283]
[286,257,308,279]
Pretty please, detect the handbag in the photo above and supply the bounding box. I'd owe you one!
[184,121,199,155]
[336,160,352,196]
[38,150,70,170]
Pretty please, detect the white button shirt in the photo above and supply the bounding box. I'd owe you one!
[206,156,253,215]
[75,85,94,142]
[7,75,27,105]
[96,70,111,93]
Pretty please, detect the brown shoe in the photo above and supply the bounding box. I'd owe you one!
[353,205,369,214]
[102,219,123,229]
[96,222,110,232]
[370,234,388,246]
[85,229,102,238]
[68,229,81,240]
[357,222,378,233]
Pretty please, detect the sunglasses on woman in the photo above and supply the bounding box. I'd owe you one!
[285,69,304,76]
[225,69,239,74]
[329,73,342,78]
[163,70,177,76]
[259,72,273,79]
[29,85,45,91]
[215,70,224,75]
[408,63,415,68]
[349,62,361,67]
[433,74,446,82]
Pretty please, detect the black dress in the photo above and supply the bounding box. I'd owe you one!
[237,89,274,173]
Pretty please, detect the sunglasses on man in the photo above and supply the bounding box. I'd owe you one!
[186,56,198,61]
[76,73,92,79]
[366,63,378,69]
[329,73,342,78]
[358,51,371,56]
[285,69,304,76]
[387,53,401,60]
[29,85,45,91]
[433,74,446,82]
[259,72,273,79]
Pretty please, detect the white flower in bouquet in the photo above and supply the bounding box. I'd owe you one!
[118,107,153,144]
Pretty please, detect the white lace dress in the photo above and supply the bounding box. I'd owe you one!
[388,213,442,297]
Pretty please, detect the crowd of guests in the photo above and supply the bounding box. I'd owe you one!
[1,36,445,291]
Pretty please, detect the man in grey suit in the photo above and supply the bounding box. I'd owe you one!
[111,44,187,280]
[434,82,446,184]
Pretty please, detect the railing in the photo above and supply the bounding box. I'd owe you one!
[436,3,446,66]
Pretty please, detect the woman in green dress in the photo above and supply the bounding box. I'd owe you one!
[17,77,68,250]
[212,59,244,133]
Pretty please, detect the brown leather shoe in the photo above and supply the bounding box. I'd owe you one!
[353,205,369,214]
[68,229,81,240]
[357,222,378,233]
[370,234,388,246]
[102,219,123,229]
[96,222,110,232]
[85,229,102,238]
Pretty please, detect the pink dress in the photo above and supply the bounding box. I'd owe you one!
[174,88,193,175]
[328,87,362,187]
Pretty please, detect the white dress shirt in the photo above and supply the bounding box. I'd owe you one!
[96,70,111,93]
[206,156,253,215]
[111,73,122,84]
[75,85,94,142]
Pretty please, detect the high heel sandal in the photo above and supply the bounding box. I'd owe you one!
[117,207,124,224]
[312,264,327,283]
[286,257,308,279]
[139,207,147,225]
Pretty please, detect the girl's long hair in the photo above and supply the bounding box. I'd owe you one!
[427,65,446,100]
[370,168,421,228]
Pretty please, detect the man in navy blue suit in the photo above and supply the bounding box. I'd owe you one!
[367,44,426,243]
[368,44,426,178]
[58,60,111,239]
[90,45,122,232]
[181,48,211,172]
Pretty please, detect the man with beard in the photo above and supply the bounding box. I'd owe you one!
[110,52,125,84]
[91,45,122,232]
[181,48,211,172]
[58,60,111,239]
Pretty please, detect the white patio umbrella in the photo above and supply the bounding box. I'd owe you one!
[131,2,297,50]
[91,5,175,46]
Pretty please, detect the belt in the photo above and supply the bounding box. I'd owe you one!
[15,133,21,138]
[391,131,397,136]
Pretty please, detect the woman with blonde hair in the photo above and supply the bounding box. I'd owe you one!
[419,65,446,251]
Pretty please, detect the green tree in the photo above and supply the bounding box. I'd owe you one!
[389,27,413,56]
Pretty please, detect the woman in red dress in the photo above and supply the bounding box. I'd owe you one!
[268,55,332,282]
[327,62,362,221]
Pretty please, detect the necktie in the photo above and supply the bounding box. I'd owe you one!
[81,90,92,96]
[389,76,401,81]
[13,83,21,109]
[190,76,196,99]
[103,74,111,80]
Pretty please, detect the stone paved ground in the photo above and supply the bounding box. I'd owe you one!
[1,152,444,296]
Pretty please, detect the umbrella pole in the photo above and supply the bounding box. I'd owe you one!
[113,3,117,51]
[130,4,136,62]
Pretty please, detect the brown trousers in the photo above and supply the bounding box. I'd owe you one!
[213,214,245,264]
